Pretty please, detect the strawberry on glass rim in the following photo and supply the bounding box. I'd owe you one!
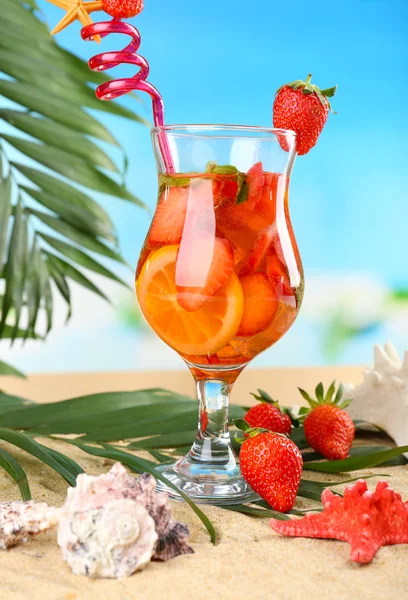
[273,73,337,155]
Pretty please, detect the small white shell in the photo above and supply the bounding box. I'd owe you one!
[59,498,158,579]
[0,501,58,550]
[344,342,408,451]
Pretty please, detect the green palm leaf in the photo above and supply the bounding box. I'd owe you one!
[6,136,142,204]
[1,324,41,340]
[0,360,26,379]
[0,384,406,548]
[304,446,408,473]
[0,109,118,172]
[16,165,116,242]
[0,173,12,268]
[0,0,146,342]
[0,446,31,501]
[28,210,125,264]
[0,81,118,144]
[0,197,28,341]
[45,252,110,303]
[0,428,77,486]
[41,237,130,289]
[22,186,114,243]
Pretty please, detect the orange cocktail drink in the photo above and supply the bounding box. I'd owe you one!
[137,165,302,373]
[136,126,302,504]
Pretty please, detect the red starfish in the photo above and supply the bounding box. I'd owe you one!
[270,479,408,564]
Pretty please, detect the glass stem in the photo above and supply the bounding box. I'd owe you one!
[177,379,238,478]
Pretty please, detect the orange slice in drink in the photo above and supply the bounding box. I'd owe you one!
[137,245,244,356]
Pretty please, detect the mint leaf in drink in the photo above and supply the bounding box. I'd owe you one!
[236,173,249,204]
[205,161,217,173]
[158,174,193,194]
[213,165,239,175]
[159,174,192,187]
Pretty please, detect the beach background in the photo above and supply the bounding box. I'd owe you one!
[2,0,407,373]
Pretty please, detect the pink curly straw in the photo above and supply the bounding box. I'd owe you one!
[81,19,174,173]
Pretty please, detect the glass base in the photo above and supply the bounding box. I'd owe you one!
[155,462,259,505]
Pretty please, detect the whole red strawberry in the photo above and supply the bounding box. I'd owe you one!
[299,382,354,460]
[273,74,337,155]
[102,0,144,18]
[245,389,292,435]
[235,419,302,512]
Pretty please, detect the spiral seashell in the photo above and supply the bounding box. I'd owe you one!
[59,498,158,578]
[58,463,193,575]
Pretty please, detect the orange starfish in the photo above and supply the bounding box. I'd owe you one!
[46,0,103,36]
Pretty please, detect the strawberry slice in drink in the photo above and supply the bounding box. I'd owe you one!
[148,186,189,245]
[266,252,292,297]
[217,162,268,232]
[238,226,276,275]
[256,172,280,225]
[236,173,291,274]
[175,178,234,312]
[246,162,265,208]
[237,273,279,336]
[212,175,239,208]
[176,235,234,312]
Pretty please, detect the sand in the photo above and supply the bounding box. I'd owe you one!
[0,368,407,599]
[1,438,407,600]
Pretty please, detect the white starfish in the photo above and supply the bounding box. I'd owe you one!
[343,342,408,448]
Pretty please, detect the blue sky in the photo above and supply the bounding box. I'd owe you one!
[4,0,407,372]
[40,0,407,282]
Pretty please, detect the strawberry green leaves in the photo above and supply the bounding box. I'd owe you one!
[251,388,279,406]
[280,73,338,112]
[321,86,338,98]
[297,381,351,417]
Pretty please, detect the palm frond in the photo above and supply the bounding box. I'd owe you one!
[0,360,25,378]
[0,0,146,345]
[0,445,31,500]
[0,386,406,546]
[0,428,78,486]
